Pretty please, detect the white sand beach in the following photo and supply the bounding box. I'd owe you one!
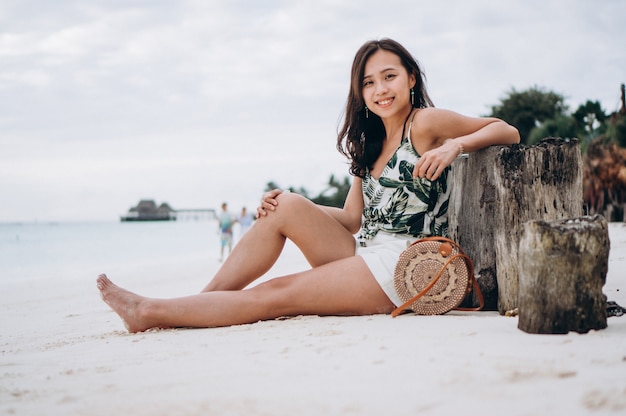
[1,223,625,416]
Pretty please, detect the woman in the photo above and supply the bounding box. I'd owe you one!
[97,38,519,332]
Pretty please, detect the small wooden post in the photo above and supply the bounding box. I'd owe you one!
[450,138,583,313]
[517,215,609,334]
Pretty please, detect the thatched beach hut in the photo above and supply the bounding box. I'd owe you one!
[120,199,177,221]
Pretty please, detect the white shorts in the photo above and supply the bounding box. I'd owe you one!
[355,232,416,306]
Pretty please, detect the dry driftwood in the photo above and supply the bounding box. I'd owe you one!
[517,216,609,334]
[449,138,583,313]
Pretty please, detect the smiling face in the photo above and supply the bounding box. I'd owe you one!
[362,49,416,120]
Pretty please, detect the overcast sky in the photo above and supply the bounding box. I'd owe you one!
[1,0,624,222]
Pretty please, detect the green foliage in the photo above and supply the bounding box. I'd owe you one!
[264,181,310,197]
[264,174,351,208]
[573,100,607,134]
[527,115,578,146]
[264,181,281,192]
[607,115,626,148]
[525,100,611,152]
[571,100,609,151]
[489,86,568,144]
[489,87,621,153]
[310,175,351,207]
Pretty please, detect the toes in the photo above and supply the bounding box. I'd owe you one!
[96,274,112,291]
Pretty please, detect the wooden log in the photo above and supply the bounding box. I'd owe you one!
[449,148,500,310]
[517,215,609,334]
[450,138,583,313]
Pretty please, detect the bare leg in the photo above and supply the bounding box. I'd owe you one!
[202,192,356,292]
[97,256,395,333]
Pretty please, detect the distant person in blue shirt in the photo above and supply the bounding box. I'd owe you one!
[238,206,253,237]
[218,202,235,262]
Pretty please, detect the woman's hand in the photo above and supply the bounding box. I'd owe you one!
[256,189,283,218]
[413,139,461,181]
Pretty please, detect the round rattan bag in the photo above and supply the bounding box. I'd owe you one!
[391,237,475,316]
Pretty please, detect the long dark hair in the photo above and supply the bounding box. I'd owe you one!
[337,38,434,178]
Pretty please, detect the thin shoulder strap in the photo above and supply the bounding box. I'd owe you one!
[406,109,418,139]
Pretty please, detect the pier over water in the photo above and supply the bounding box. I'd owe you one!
[175,209,217,221]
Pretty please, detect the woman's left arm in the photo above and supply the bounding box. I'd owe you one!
[413,108,520,180]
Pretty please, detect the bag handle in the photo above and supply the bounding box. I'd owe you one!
[391,237,484,317]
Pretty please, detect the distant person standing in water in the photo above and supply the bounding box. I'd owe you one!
[238,207,253,237]
[218,202,235,262]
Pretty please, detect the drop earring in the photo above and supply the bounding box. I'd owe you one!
[411,88,415,106]
[365,106,369,119]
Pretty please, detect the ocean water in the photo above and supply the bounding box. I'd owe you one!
[0,220,228,284]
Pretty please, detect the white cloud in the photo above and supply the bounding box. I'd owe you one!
[1,0,625,221]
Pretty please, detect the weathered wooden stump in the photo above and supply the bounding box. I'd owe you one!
[517,215,609,334]
[450,138,583,313]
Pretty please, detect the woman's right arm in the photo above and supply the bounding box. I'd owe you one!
[321,176,363,234]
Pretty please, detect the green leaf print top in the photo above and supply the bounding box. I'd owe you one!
[357,133,451,246]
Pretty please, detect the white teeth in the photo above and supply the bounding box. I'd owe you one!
[378,98,393,105]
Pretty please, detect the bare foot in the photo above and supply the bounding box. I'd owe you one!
[96,274,156,333]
